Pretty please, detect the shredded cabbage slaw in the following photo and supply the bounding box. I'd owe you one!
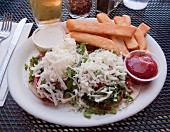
[25,36,136,118]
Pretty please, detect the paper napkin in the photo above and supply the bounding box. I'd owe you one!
[0,22,33,106]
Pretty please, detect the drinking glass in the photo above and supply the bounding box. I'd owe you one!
[97,0,122,14]
[65,0,93,18]
[123,0,149,10]
[29,0,62,26]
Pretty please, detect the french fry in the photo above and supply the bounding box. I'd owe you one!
[114,16,127,26]
[122,15,131,26]
[110,36,129,56]
[66,19,136,37]
[97,13,129,56]
[97,13,113,24]
[138,23,150,36]
[134,29,147,50]
[70,32,119,55]
[123,37,139,50]
[114,16,139,50]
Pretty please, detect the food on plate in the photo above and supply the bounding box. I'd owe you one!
[66,19,137,37]
[67,14,150,54]
[110,36,129,56]
[122,15,131,26]
[32,26,65,52]
[138,23,151,35]
[134,28,147,50]
[25,15,154,119]
[126,53,158,79]
[114,15,139,50]
[25,35,140,119]
[125,50,159,84]
[123,37,139,50]
[70,32,119,54]
[96,13,129,56]
[114,16,127,26]
[97,13,113,23]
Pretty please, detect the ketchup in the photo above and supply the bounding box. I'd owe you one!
[126,53,158,79]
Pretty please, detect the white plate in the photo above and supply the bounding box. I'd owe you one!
[8,18,167,127]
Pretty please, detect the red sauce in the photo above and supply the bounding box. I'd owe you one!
[38,52,45,59]
[126,53,158,79]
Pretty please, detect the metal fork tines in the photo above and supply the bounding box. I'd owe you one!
[0,13,13,42]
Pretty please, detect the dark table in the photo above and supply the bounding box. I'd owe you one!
[0,0,170,131]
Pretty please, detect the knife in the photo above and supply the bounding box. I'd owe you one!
[0,18,27,87]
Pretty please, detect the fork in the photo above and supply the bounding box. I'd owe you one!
[0,13,13,43]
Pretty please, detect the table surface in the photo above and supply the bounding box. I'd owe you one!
[0,0,170,131]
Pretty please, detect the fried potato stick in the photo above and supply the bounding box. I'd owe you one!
[70,32,119,55]
[138,23,150,36]
[114,16,127,26]
[134,29,147,50]
[97,13,113,24]
[110,36,129,56]
[114,16,139,50]
[123,37,139,50]
[66,19,136,37]
[97,13,129,56]
[122,15,131,26]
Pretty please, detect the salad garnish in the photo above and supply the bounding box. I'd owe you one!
[25,36,135,119]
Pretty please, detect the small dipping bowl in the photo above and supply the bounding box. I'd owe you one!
[32,26,65,52]
[124,50,161,85]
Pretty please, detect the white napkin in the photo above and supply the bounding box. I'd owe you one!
[0,22,33,106]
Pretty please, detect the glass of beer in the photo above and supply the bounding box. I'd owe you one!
[29,0,62,26]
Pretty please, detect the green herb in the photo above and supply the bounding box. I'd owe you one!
[125,92,133,104]
[95,92,107,95]
[65,78,77,90]
[76,43,87,55]
[111,50,116,54]
[108,104,117,114]
[30,57,39,67]
[24,64,28,71]
[81,54,89,63]
[69,100,77,106]
[67,67,76,78]
[29,70,34,83]
[77,54,89,66]
[94,71,100,76]
[41,79,46,85]
[84,105,116,119]
[94,49,104,53]
[27,56,41,83]
[84,108,93,119]
[66,68,78,91]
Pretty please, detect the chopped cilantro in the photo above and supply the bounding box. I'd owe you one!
[69,100,77,106]
[78,54,89,66]
[27,56,41,83]
[29,70,34,83]
[76,43,87,55]
[94,71,100,76]
[30,57,39,67]
[65,78,77,90]
[125,92,133,104]
[84,108,93,119]
[24,64,28,71]
[40,79,46,85]
[67,67,76,78]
